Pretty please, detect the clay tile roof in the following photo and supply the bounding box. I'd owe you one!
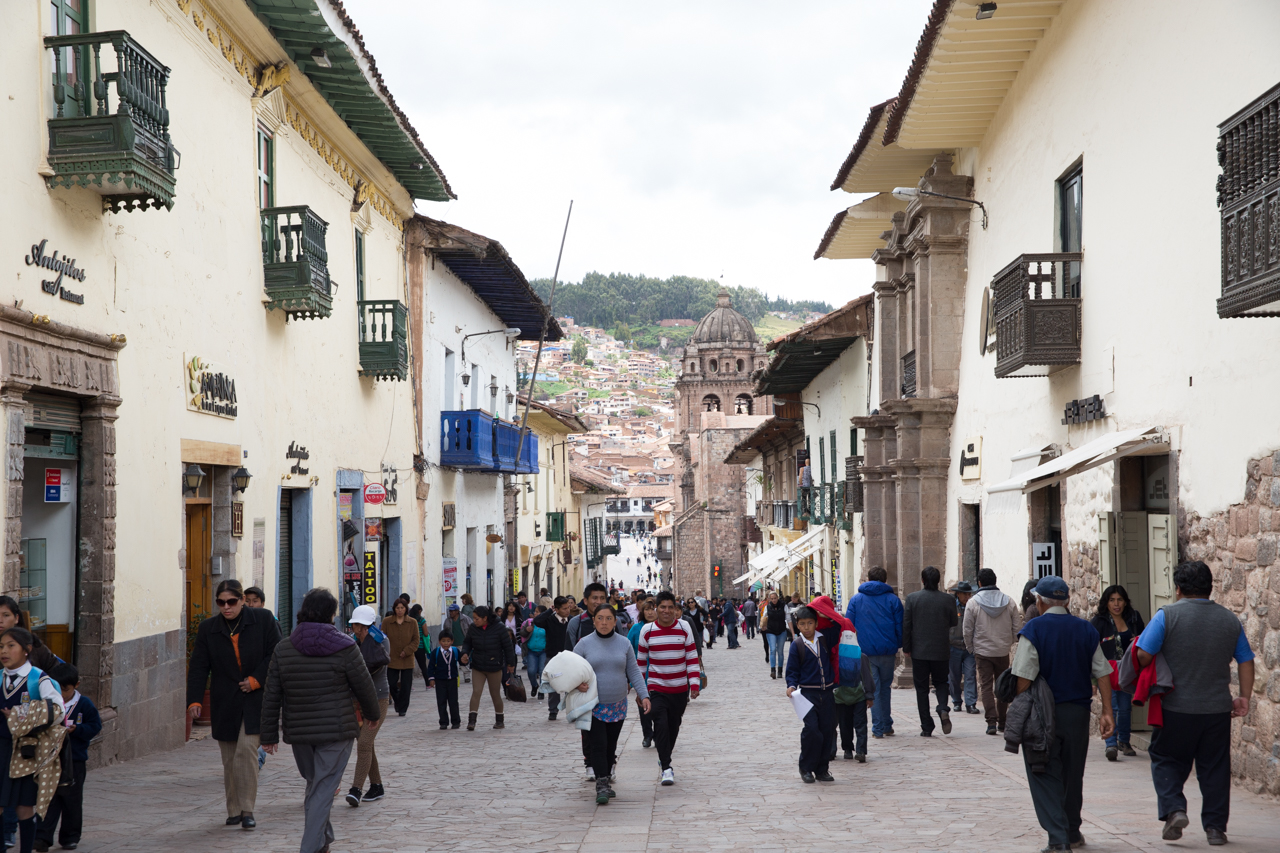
[829,98,896,191]
[882,0,957,146]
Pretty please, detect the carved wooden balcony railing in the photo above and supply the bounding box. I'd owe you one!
[43,31,177,212]
[261,206,333,320]
[1217,83,1280,317]
[900,350,917,397]
[357,300,408,380]
[993,253,1082,378]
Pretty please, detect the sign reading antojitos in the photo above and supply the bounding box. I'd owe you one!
[185,355,238,419]
[363,483,387,504]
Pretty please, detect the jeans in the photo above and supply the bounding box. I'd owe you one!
[865,653,896,736]
[948,646,977,708]
[1107,689,1133,748]
[1025,703,1090,848]
[766,632,787,669]
[524,649,546,692]
[726,624,739,648]
[1149,710,1232,831]
[912,658,950,733]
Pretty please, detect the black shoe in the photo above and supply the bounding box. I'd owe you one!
[1040,846,1070,852]
[33,842,50,853]
[952,704,962,712]
[1120,742,1137,757]
[362,783,384,802]
[1105,746,1118,761]
[440,723,449,730]
[397,711,406,717]
[854,753,866,763]
[225,816,243,826]
[920,730,933,737]
[346,787,362,808]
[451,722,460,729]
[1068,831,1085,848]
[1161,810,1189,841]
[595,778,611,805]
[966,705,980,714]
[997,723,1006,732]
[60,845,77,851]
[986,724,998,735]
[642,738,652,748]
[939,710,952,735]
[549,710,558,721]
[843,750,853,760]
[800,772,816,783]
[815,771,835,782]
[240,814,255,830]
[1206,828,1227,846]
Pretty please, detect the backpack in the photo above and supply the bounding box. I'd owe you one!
[836,630,862,685]
[527,625,546,653]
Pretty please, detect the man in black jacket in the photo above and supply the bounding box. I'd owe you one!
[902,567,958,737]
[533,596,573,720]
[187,579,282,830]
[260,587,379,853]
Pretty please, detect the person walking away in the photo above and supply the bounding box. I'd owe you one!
[723,599,741,649]
[1090,584,1145,761]
[902,567,957,737]
[964,568,1023,736]
[845,567,902,738]
[186,579,281,830]
[833,641,874,763]
[346,605,390,806]
[0,627,64,853]
[442,604,472,684]
[638,592,700,786]
[1013,576,1115,852]
[1020,579,1039,625]
[785,607,837,783]
[947,581,978,715]
[460,606,515,730]
[1134,561,1254,846]
[260,588,380,853]
[522,605,548,699]
[574,606,651,804]
[762,592,789,679]
[426,632,461,730]
[628,599,658,748]
[742,595,758,640]
[409,604,432,687]
[34,662,98,853]
[533,597,573,720]
[381,600,418,717]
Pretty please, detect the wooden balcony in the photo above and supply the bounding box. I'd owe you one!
[357,300,408,380]
[261,206,332,320]
[43,31,176,212]
[1217,83,1280,317]
[992,253,1082,378]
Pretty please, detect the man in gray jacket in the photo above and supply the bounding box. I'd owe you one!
[261,588,380,853]
[902,566,957,737]
[964,568,1023,735]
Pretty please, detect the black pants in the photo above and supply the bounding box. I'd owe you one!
[744,616,756,639]
[1149,710,1232,831]
[414,648,431,684]
[587,716,625,779]
[1025,702,1090,848]
[387,667,413,715]
[435,679,460,726]
[912,658,950,732]
[650,690,689,770]
[835,699,868,755]
[36,760,85,845]
[637,696,653,741]
[799,688,835,775]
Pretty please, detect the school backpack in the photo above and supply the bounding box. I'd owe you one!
[836,629,861,685]
[527,625,546,653]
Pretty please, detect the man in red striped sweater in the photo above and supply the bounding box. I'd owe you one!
[637,591,701,786]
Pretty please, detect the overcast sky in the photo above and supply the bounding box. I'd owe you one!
[347,0,932,306]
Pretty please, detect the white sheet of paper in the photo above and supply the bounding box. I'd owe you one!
[789,690,814,722]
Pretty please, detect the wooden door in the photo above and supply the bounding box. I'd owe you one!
[186,505,212,627]
[1148,513,1174,617]
[1116,511,1149,620]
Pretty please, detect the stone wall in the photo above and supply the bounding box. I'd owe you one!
[673,507,706,597]
[1182,449,1280,796]
[95,628,186,767]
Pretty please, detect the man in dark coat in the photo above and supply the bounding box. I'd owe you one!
[187,579,282,829]
[261,587,379,853]
[902,566,958,737]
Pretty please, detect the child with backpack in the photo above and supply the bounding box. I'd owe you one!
[522,605,548,699]
[35,663,102,852]
[0,626,66,853]
[427,632,462,730]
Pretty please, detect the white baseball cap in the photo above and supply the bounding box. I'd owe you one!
[349,604,378,626]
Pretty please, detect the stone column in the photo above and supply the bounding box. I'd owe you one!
[851,414,897,587]
[1,382,30,599]
[77,394,121,709]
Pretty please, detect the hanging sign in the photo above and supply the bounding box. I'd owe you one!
[364,517,383,542]
[1033,542,1057,578]
[44,468,74,503]
[364,482,387,505]
[362,551,378,606]
[185,355,238,419]
[831,557,841,611]
[286,441,309,475]
[442,558,458,599]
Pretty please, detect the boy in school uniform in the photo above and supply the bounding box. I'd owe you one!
[35,663,101,852]
[427,632,461,730]
[784,606,837,783]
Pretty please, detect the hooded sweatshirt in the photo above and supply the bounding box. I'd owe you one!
[843,581,903,657]
[963,586,1023,657]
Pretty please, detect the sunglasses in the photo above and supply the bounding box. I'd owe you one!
[216,597,241,606]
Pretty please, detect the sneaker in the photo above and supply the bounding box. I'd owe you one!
[642,738,652,748]
[843,750,853,760]
[854,752,866,763]
[939,710,952,735]
[595,778,611,806]
[986,724,998,736]
[815,771,834,782]
[586,767,596,782]
[660,767,675,786]
[952,704,962,712]
[345,787,361,808]
[800,771,816,783]
[1162,810,1189,841]
[362,783,384,802]
[1120,743,1137,757]
[1105,746,1118,762]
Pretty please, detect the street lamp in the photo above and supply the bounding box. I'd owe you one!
[182,463,206,495]
[232,466,253,493]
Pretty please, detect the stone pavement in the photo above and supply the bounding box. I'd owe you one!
[78,634,1277,853]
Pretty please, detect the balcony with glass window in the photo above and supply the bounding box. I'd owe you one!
[358,300,408,380]
[992,253,1082,378]
[43,31,177,212]
[261,206,333,319]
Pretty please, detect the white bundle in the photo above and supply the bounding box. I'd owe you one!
[538,650,598,731]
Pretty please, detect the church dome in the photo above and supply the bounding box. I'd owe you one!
[692,290,757,345]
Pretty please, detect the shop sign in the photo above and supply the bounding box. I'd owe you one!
[231,501,244,537]
[364,517,383,542]
[338,492,353,521]
[24,239,86,304]
[363,482,387,504]
[831,557,841,611]
[1034,542,1057,578]
[185,355,238,419]
[442,557,457,599]
[44,468,74,503]
[959,437,982,480]
[286,441,309,475]
[362,551,378,605]
[381,465,398,505]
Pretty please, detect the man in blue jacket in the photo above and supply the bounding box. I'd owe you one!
[844,566,903,738]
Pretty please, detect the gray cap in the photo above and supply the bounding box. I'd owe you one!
[1034,575,1069,601]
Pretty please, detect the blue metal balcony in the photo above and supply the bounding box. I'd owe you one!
[440,410,494,469]
[516,430,538,474]
[486,420,522,473]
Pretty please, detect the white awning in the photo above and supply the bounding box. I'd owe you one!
[763,526,827,582]
[986,444,1056,515]
[733,542,790,585]
[987,427,1166,496]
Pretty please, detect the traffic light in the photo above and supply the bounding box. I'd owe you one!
[713,565,720,578]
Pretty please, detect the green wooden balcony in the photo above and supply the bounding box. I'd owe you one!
[358,300,408,380]
[43,31,177,213]
[261,206,333,320]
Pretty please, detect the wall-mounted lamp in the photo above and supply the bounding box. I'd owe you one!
[506,389,515,405]
[976,3,997,20]
[232,466,253,493]
[461,373,471,387]
[183,463,206,495]
[461,327,522,363]
[892,186,988,230]
[489,380,499,397]
[310,48,332,68]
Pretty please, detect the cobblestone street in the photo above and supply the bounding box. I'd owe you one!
[80,636,1277,853]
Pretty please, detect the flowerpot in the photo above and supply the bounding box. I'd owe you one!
[195,688,212,726]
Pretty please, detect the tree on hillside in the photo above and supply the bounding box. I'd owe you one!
[571,336,588,364]
[614,321,632,343]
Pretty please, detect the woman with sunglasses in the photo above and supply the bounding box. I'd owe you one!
[186,579,282,831]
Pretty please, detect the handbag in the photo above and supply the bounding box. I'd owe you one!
[503,675,528,703]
